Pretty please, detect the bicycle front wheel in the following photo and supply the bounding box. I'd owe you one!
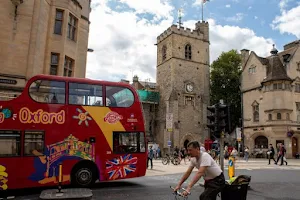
[162,157,169,165]
[172,157,181,165]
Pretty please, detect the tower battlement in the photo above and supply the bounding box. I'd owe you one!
[157,21,209,44]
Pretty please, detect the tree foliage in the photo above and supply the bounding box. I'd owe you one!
[210,49,242,131]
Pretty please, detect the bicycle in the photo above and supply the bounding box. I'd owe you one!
[199,182,222,199]
[170,186,191,200]
[162,154,180,165]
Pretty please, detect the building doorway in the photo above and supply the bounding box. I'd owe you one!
[184,139,190,149]
[292,137,298,157]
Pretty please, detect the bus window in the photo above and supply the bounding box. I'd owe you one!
[105,86,134,107]
[24,131,45,156]
[29,80,66,104]
[113,132,145,153]
[69,83,103,106]
[0,130,21,157]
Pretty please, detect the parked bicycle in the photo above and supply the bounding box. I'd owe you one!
[162,154,180,165]
[170,186,191,199]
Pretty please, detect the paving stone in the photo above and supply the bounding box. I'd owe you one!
[39,188,92,200]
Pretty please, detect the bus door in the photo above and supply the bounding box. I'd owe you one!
[0,130,22,190]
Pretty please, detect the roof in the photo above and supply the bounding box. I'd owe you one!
[262,46,292,83]
[266,44,298,64]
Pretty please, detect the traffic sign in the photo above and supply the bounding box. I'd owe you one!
[167,140,171,147]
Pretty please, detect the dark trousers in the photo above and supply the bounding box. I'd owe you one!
[200,173,225,200]
[276,155,284,165]
[269,154,276,164]
[147,158,153,168]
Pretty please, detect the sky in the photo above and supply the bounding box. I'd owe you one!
[85,0,300,83]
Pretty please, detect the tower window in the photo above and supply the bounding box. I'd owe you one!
[252,101,259,122]
[162,45,167,61]
[185,44,192,60]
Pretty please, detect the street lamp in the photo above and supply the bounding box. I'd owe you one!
[87,48,94,52]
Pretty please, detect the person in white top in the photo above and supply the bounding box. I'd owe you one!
[200,145,206,152]
[174,141,225,199]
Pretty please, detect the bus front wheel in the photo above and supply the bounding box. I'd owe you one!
[71,162,98,187]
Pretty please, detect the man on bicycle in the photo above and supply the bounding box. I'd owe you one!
[174,141,225,200]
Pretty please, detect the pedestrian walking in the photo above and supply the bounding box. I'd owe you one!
[267,144,276,165]
[276,143,288,165]
[244,146,249,162]
[147,146,154,169]
[174,141,225,199]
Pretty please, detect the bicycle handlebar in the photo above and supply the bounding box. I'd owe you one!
[170,186,191,197]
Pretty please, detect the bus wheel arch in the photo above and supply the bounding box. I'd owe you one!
[71,160,99,187]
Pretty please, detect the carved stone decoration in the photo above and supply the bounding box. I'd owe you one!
[11,0,23,6]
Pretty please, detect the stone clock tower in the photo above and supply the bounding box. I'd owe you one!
[155,21,210,152]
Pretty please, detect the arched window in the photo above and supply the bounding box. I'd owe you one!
[268,114,272,120]
[255,136,268,149]
[252,101,259,122]
[277,113,281,120]
[185,44,192,60]
[162,45,167,61]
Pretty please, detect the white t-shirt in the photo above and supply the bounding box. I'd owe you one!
[189,152,222,180]
[200,146,206,152]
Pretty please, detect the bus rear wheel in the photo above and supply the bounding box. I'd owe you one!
[71,164,97,187]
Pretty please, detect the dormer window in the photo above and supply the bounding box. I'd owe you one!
[248,65,256,74]
[162,45,167,61]
[185,44,192,60]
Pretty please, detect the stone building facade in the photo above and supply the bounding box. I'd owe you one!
[154,21,210,153]
[0,0,91,100]
[241,40,300,158]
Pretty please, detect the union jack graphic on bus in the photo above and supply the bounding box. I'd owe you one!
[105,154,138,180]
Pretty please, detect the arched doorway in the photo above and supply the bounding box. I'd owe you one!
[254,136,268,149]
[184,139,190,149]
[292,137,298,157]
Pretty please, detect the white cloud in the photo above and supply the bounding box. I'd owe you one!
[271,5,300,38]
[254,16,258,19]
[193,0,211,6]
[248,6,252,10]
[118,0,173,20]
[225,13,244,22]
[86,0,174,82]
[184,19,274,62]
[86,1,274,83]
[226,4,231,8]
[279,0,293,12]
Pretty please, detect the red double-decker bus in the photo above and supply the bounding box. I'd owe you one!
[0,75,147,190]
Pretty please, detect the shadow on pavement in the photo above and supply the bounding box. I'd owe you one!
[92,180,144,189]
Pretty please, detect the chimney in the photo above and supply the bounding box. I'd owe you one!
[240,49,250,67]
[132,75,139,89]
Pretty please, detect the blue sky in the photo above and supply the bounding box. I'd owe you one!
[86,0,300,82]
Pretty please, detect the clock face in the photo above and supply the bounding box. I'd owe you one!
[186,84,193,92]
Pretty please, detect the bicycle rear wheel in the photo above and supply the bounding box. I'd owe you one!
[172,157,180,165]
[162,157,169,165]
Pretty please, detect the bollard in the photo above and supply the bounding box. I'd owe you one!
[57,163,63,194]
[228,156,235,178]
